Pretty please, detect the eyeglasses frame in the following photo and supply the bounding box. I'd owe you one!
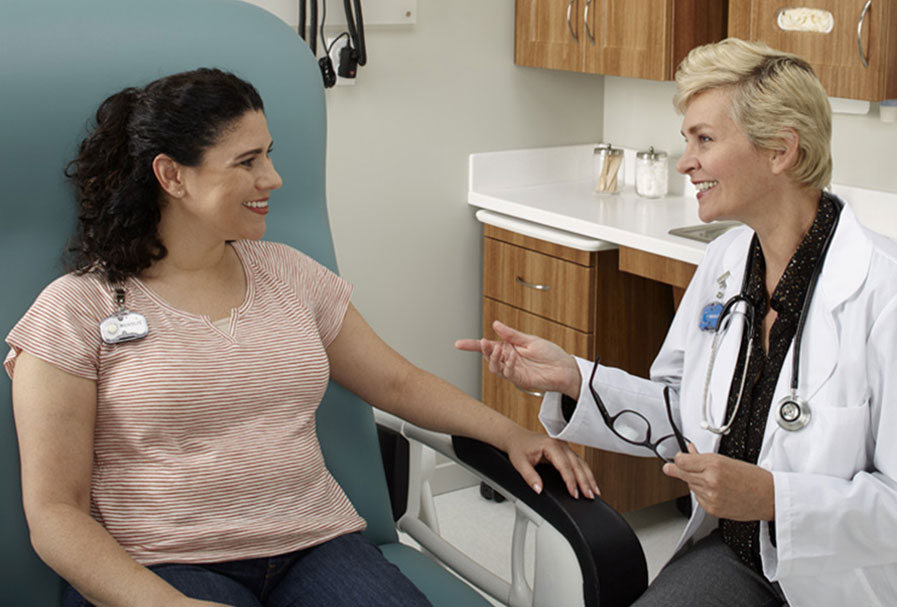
[587,358,689,463]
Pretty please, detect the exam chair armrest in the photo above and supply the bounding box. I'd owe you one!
[452,436,648,607]
[374,411,648,607]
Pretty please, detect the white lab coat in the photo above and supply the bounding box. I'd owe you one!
[540,201,897,606]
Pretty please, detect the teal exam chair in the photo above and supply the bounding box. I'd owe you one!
[0,0,648,605]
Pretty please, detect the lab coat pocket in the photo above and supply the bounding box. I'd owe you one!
[772,400,870,479]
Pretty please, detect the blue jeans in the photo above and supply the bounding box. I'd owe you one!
[63,532,432,607]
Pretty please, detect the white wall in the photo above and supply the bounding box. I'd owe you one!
[602,75,897,194]
[323,2,604,395]
[249,0,896,397]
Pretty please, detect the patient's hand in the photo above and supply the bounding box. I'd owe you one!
[455,321,582,399]
[506,429,600,500]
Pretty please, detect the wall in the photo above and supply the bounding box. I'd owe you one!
[602,75,897,194]
[323,2,604,394]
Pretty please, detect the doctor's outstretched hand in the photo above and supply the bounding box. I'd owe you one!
[455,321,583,400]
[663,443,775,522]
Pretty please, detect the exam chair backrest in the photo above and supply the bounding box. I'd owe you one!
[0,1,395,603]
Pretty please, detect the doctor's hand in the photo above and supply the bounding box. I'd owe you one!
[455,321,582,399]
[505,427,600,500]
[662,444,775,522]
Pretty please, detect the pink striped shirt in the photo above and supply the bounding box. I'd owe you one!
[5,240,366,565]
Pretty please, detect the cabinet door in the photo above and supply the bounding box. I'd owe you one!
[729,0,897,100]
[515,0,584,71]
[584,0,672,79]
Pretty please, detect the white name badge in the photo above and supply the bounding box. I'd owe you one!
[99,311,149,344]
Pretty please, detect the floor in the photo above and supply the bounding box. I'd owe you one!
[400,485,688,606]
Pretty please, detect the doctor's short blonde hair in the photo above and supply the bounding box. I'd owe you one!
[674,38,832,190]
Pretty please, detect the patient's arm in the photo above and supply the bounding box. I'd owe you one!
[12,352,228,607]
[327,305,599,500]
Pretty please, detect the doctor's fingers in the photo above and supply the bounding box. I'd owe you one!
[454,337,487,353]
[486,342,519,379]
[492,320,536,347]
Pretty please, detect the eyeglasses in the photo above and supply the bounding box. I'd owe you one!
[588,358,689,463]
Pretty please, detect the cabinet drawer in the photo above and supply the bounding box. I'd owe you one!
[484,237,595,331]
[481,298,592,456]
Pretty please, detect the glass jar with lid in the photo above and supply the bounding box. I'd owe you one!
[635,146,668,199]
[593,143,624,195]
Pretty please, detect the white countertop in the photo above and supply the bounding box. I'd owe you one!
[468,144,897,265]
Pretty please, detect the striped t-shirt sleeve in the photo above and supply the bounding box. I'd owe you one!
[5,274,108,381]
[263,243,352,348]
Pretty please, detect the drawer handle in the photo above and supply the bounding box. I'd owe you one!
[566,0,578,42]
[516,276,551,291]
[583,0,595,45]
[857,0,871,68]
[516,385,545,398]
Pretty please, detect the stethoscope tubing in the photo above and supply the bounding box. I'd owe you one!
[701,197,843,435]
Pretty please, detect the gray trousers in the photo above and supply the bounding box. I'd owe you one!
[632,531,788,607]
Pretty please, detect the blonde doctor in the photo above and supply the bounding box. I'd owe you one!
[457,39,897,607]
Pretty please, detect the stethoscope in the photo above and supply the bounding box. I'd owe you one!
[700,198,842,434]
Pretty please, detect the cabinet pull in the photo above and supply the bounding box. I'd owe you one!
[857,0,871,68]
[516,276,551,291]
[583,0,595,45]
[566,0,578,42]
[516,385,545,398]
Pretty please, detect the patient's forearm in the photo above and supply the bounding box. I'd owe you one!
[378,363,526,453]
[28,503,188,607]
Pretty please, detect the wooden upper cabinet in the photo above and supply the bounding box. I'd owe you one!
[515,0,727,80]
[583,0,672,79]
[515,0,584,71]
[729,1,897,100]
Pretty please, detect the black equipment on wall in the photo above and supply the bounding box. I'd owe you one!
[298,0,366,88]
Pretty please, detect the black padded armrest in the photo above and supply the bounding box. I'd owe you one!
[452,436,648,607]
[377,424,410,522]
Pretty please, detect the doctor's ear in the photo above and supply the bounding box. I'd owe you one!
[152,153,187,199]
[770,129,801,176]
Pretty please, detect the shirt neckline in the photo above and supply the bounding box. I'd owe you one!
[129,242,256,327]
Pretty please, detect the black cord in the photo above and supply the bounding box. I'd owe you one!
[343,0,366,65]
[326,31,349,55]
[309,0,317,55]
[319,0,326,50]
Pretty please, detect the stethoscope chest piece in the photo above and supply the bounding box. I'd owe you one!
[775,393,811,431]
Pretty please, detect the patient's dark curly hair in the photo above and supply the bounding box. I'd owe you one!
[65,68,265,284]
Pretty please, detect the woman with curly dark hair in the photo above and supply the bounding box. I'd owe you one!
[66,68,265,284]
[5,68,597,607]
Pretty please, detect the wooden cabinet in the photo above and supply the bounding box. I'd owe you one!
[480,224,688,512]
[729,1,897,100]
[514,0,727,80]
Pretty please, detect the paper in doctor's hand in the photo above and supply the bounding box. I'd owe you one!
[662,443,776,522]
[455,320,582,399]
